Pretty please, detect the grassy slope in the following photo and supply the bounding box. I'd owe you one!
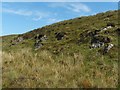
[2,49,118,88]
[2,10,119,88]
[2,10,119,53]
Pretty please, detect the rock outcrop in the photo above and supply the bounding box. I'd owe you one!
[55,32,65,40]
[10,36,24,45]
[34,34,47,50]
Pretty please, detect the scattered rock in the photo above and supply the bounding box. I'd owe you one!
[34,41,43,50]
[87,30,100,37]
[41,35,47,41]
[102,26,112,31]
[35,34,43,40]
[10,36,24,45]
[17,37,23,42]
[90,36,111,49]
[103,43,114,54]
[90,42,104,49]
[55,32,65,40]
[35,34,47,42]
[116,28,120,35]
[77,30,101,44]
[102,37,111,43]
[101,22,115,31]
[104,30,110,34]
[90,37,104,49]
[107,22,115,27]
[104,18,109,21]
[34,34,47,50]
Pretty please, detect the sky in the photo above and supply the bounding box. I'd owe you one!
[1,2,118,36]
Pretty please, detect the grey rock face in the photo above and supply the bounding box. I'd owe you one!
[90,36,111,49]
[41,35,47,41]
[55,32,65,40]
[34,34,47,50]
[34,42,43,50]
[103,43,114,54]
[90,37,102,48]
[17,37,23,42]
[35,34,47,42]
[90,42,104,49]
[10,36,24,45]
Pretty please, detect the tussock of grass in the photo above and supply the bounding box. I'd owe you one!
[2,48,118,88]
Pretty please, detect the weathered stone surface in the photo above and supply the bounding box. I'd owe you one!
[55,32,65,40]
[10,36,24,45]
[17,37,23,42]
[104,18,109,21]
[116,28,120,35]
[34,34,47,50]
[35,34,43,39]
[102,26,112,31]
[90,36,111,49]
[107,22,115,27]
[87,30,100,37]
[90,42,104,49]
[103,43,114,54]
[35,34,47,41]
[41,35,47,41]
[34,42,43,50]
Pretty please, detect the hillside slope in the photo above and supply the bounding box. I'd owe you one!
[2,10,119,55]
[2,10,119,88]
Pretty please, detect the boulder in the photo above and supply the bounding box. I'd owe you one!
[41,35,47,41]
[55,32,65,40]
[104,31,110,34]
[102,37,111,43]
[107,22,115,27]
[90,36,111,49]
[102,26,112,31]
[90,42,104,49]
[10,36,24,45]
[34,34,47,50]
[103,43,114,54]
[104,18,109,21]
[17,37,23,42]
[35,34,47,42]
[90,36,100,44]
[85,29,100,37]
[35,34,44,40]
[34,42,43,50]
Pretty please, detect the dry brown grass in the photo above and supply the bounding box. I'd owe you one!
[2,48,118,88]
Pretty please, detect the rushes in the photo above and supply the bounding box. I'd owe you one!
[2,48,118,88]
